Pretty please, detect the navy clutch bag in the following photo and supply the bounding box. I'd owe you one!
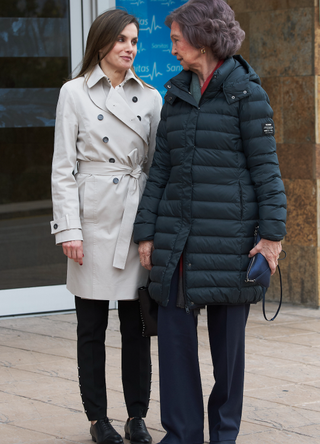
[245,226,285,321]
[245,227,271,288]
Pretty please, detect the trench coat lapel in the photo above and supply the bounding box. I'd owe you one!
[86,65,108,112]
[105,87,148,145]
[86,66,148,145]
[87,81,107,112]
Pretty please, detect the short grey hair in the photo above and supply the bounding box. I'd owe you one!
[165,0,245,60]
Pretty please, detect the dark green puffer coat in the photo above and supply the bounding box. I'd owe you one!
[134,55,287,309]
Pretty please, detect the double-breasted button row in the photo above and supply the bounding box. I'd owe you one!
[98,115,109,144]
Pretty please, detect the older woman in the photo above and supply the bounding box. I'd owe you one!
[51,9,162,444]
[134,1,287,444]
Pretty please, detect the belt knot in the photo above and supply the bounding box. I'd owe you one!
[129,164,142,180]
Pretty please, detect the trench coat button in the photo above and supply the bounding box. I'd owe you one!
[188,91,192,94]
[167,85,171,88]
[103,137,109,143]
[213,75,217,79]
[231,95,236,100]
[97,114,104,120]
[109,158,115,163]
[137,115,141,121]
[113,178,119,184]
[243,90,247,94]
[132,96,138,102]
[53,224,58,229]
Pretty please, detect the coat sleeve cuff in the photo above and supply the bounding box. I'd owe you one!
[133,223,155,244]
[51,215,82,234]
[55,229,83,245]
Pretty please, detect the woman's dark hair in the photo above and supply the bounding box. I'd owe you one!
[75,9,150,87]
[165,0,245,60]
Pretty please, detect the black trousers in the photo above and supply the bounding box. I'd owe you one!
[158,266,250,444]
[75,296,151,421]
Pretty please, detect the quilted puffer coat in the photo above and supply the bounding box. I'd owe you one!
[134,56,287,309]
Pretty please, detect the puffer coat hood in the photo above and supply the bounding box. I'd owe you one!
[134,55,287,309]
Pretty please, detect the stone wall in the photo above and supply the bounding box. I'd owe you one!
[227,0,319,306]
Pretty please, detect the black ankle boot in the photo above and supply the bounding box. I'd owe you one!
[124,418,152,444]
[90,418,123,444]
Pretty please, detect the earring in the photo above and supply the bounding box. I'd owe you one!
[200,48,206,54]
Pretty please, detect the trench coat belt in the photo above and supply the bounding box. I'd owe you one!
[78,160,145,270]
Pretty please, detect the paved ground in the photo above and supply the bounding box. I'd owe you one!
[0,301,319,444]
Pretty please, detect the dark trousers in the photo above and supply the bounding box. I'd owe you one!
[75,297,151,421]
[157,267,250,444]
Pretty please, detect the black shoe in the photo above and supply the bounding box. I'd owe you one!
[90,418,123,444]
[124,418,152,444]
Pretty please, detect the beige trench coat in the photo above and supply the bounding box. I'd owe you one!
[51,65,162,300]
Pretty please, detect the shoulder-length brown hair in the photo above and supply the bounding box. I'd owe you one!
[75,9,151,87]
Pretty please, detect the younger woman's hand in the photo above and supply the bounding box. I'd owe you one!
[62,240,84,265]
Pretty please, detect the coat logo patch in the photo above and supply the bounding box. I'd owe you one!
[262,123,274,136]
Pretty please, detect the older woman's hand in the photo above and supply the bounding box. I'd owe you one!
[62,240,84,265]
[249,239,282,276]
[138,240,154,270]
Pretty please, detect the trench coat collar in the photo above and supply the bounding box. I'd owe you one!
[85,65,148,145]
[86,64,144,89]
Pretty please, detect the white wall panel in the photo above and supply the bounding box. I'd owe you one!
[69,0,83,76]
[83,0,94,50]
[97,0,115,15]
[0,285,117,317]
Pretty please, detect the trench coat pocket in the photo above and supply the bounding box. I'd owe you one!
[79,176,97,223]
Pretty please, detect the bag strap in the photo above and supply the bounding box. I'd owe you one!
[262,265,282,321]
[262,251,286,322]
